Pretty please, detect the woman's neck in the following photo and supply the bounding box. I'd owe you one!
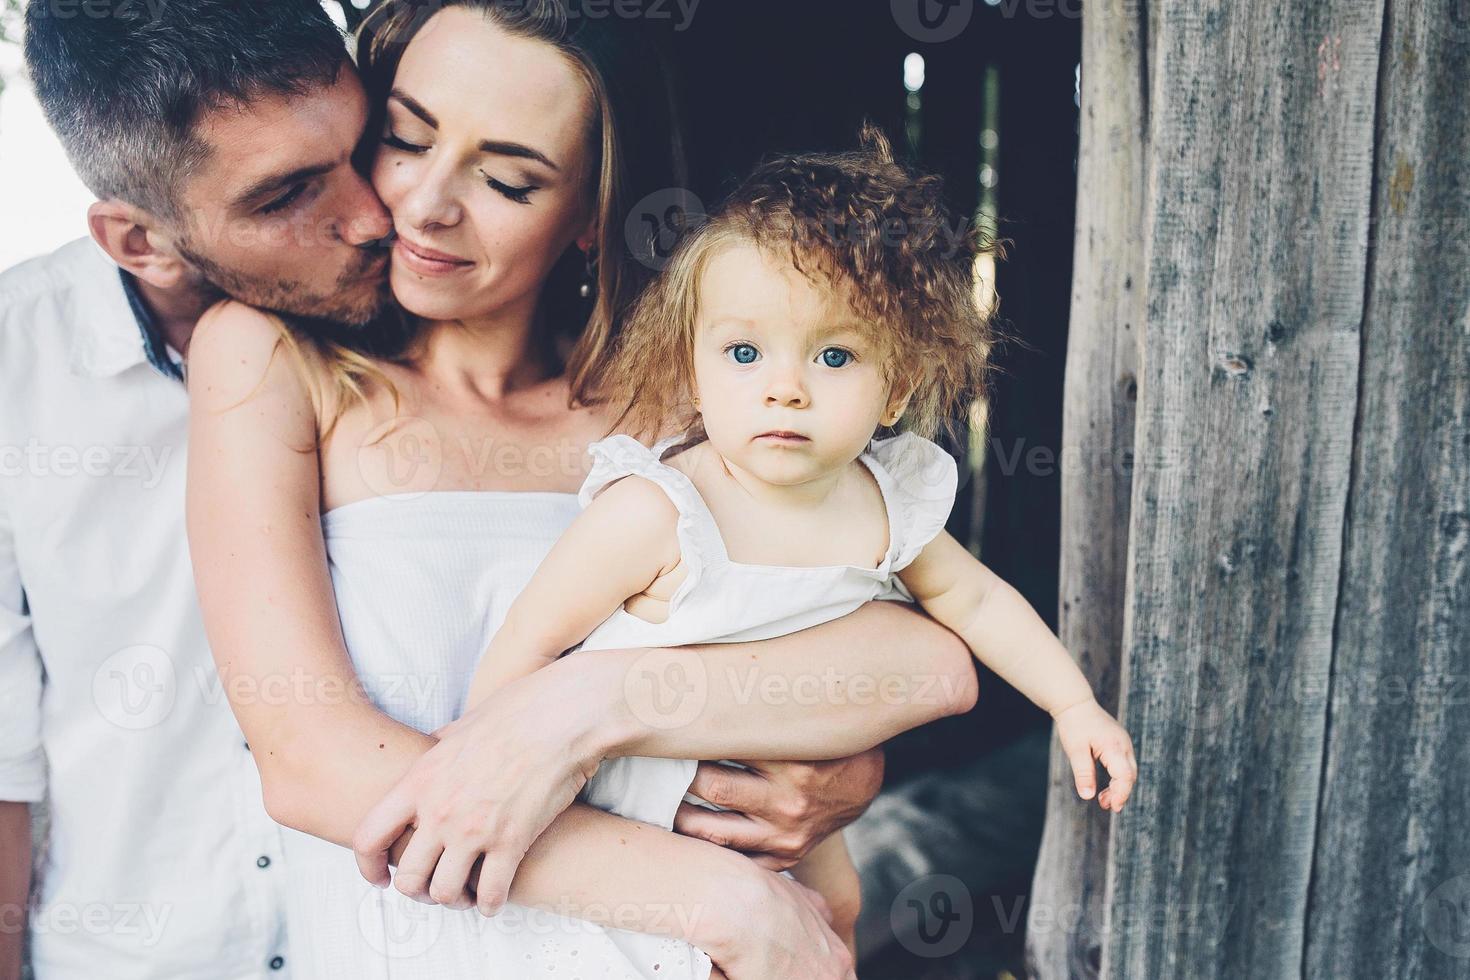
[411,298,557,400]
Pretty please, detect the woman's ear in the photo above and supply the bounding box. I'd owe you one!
[87,200,192,290]
[574,216,599,256]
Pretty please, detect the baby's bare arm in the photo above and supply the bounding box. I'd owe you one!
[789,832,862,958]
[465,475,683,708]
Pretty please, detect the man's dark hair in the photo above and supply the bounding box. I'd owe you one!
[24,0,349,220]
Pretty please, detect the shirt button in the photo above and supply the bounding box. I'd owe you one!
[269,956,285,970]
[257,856,271,869]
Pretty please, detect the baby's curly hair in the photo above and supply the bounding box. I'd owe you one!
[605,122,1001,443]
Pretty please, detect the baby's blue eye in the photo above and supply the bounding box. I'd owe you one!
[820,348,853,368]
[726,343,760,365]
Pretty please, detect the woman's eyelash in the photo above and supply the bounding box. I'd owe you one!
[382,133,428,154]
[482,173,538,205]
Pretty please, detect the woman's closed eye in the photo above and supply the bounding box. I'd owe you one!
[382,132,429,154]
[479,172,539,205]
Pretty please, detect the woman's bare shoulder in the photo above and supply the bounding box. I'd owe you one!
[188,300,331,420]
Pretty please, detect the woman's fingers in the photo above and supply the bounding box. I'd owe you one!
[353,788,419,887]
[391,830,446,904]
[474,844,524,917]
[427,844,480,910]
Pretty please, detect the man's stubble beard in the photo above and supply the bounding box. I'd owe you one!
[174,238,393,328]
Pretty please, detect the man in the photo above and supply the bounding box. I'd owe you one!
[3,1,922,975]
[3,2,390,975]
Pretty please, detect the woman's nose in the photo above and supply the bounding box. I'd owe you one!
[396,163,465,232]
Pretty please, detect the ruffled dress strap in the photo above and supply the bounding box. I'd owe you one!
[577,433,726,613]
[862,431,959,572]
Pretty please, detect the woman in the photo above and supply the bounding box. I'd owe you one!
[186,2,976,976]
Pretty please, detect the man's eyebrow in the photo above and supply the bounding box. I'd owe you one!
[231,161,336,210]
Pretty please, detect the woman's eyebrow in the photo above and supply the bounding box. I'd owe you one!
[478,138,559,172]
[390,89,437,128]
[389,89,558,172]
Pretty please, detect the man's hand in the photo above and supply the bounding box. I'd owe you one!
[672,747,885,870]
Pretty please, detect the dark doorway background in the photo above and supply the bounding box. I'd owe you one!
[657,0,1083,787]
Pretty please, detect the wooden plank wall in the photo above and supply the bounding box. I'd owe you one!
[1027,0,1469,976]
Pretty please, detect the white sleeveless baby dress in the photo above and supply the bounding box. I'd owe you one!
[570,430,959,837]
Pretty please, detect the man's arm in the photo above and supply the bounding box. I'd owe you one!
[0,803,28,980]
[0,491,44,980]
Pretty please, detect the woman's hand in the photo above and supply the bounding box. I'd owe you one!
[705,868,857,980]
[353,668,604,914]
[1053,697,1138,811]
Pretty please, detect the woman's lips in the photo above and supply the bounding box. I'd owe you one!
[394,237,474,275]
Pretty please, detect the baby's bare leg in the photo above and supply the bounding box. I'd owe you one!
[789,831,862,958]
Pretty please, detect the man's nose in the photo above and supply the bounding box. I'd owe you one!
[339,173,393,247]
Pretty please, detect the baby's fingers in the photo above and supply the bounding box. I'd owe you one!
[1064,742,1097,801]
[1097,741,1138,811]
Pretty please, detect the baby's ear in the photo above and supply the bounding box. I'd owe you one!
[883,382,916,427]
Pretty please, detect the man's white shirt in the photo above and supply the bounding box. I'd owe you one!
[0,238,290,978]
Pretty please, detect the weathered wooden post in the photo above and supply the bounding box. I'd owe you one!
[1031,0,1468,977]
[1027,0,1146,974]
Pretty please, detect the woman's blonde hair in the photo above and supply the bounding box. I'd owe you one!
[605,123,1002,444]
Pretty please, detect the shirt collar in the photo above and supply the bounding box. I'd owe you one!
[117,268,186,382]
[64,238,182,383]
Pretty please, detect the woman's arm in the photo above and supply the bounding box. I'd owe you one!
[182,302,858,977]
[357,596,976,904]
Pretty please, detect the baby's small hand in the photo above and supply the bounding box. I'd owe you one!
[1053,698,1138,812]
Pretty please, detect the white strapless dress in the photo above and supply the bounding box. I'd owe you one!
[280,431,957,978]
[279,490,714,979]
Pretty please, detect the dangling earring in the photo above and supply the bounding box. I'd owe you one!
[579,247,597,299]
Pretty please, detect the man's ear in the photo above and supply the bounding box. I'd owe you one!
[87,200,192,290]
